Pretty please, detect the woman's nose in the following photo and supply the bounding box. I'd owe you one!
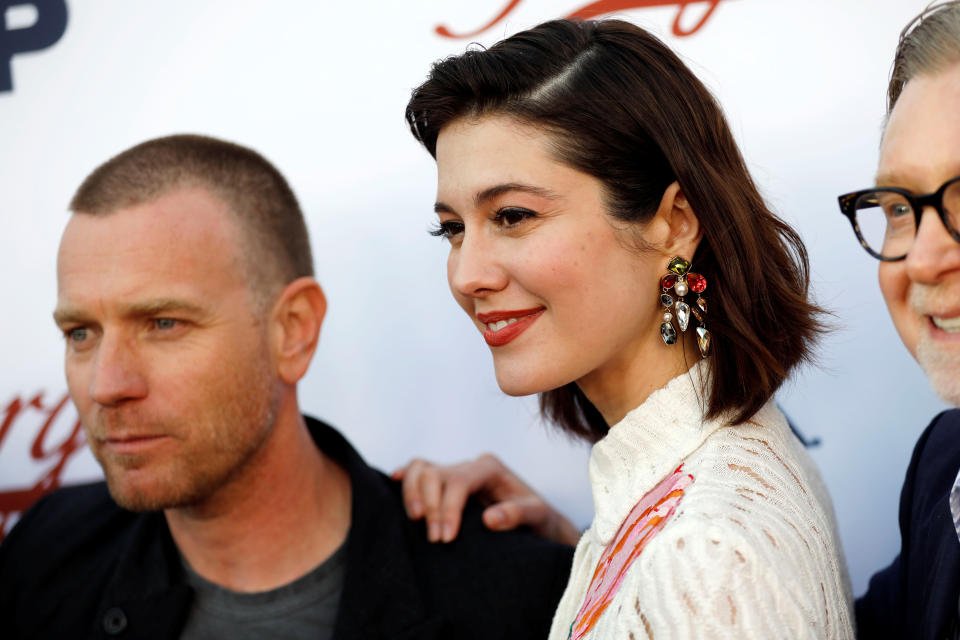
[448,230,509,299]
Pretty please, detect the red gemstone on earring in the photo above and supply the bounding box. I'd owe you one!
[687,273,707,293]
[661,274,678,289]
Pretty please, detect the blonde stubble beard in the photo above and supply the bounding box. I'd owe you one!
[90,345,280,513]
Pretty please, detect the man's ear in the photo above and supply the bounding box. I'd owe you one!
[652,182,702,258]
[270,277,327,385]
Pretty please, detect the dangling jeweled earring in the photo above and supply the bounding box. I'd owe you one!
[659,256,710,357]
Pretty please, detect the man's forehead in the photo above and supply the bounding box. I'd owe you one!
[57,187,250,311]
[73,185,234,231]
[878,64,960,189]
[61,188,241,261]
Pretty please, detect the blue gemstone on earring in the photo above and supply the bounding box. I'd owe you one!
[660,293,674,307]
[660,321,677,345]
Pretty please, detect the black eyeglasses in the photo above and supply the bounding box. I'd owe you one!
[837,176,960,261]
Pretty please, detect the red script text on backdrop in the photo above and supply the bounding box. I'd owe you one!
[0,391,86,539]
[436,0,726,38]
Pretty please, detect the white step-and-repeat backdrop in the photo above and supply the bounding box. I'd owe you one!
[0,0,943,595]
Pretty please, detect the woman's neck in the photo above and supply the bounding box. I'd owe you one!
[578,335,703,427]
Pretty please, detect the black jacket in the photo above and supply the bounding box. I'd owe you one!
[856,409,960,639]
[0,417,573,639]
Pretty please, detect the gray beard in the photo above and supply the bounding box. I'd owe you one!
[916,338,960,407]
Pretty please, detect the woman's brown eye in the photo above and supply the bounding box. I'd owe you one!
[429,221,465,239]
[495,207,535,227]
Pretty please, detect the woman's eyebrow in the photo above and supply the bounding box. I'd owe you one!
[474,182,560,206]
[434,182,561,214]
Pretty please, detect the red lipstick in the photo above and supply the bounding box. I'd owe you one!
[477,307,544,347]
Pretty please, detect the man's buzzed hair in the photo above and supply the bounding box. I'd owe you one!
[70,134,314,306]
[889,0,960,113]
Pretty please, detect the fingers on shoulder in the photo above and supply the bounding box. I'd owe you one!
[399,457,439,519]
[483,494,547,532]
[397,457,483,542]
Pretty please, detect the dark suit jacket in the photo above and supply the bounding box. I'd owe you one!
[857,409,960,639]
[0,417,573,639]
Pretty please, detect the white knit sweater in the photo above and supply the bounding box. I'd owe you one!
[548,364,854,639]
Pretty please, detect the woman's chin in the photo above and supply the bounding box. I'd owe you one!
[493,369,564,397]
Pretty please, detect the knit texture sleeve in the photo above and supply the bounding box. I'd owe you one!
[615,518,830,639]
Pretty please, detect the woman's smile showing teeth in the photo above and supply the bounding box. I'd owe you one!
[488,318,519,331]
[476,308,545,347]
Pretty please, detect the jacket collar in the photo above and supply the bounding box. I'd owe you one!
[309,417,443,639]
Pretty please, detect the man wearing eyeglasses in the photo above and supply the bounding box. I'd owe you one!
[842,3,960,638]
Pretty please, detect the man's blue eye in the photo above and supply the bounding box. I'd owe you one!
[891,204,912,217]
[155,318,177,330]
[68,328,88,342]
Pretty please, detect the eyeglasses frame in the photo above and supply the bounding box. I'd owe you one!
[837,175,960,261]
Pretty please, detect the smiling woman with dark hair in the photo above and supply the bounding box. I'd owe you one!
[400,18,854,638]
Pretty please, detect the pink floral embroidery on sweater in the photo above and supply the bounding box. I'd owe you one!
[569,464,694,639]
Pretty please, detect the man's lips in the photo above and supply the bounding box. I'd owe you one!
[476,307,544,347]
[101,434,170,455]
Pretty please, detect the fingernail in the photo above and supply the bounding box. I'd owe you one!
[410,500,423,518]
[442,523,453,542]
[428,521,441,542]
[488,508,505,527]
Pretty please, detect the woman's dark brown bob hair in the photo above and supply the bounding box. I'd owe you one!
[406,19,824,442]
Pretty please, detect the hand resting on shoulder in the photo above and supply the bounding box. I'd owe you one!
[392,454,580,546]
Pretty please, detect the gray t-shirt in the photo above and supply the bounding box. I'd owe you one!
[178,543,346,640]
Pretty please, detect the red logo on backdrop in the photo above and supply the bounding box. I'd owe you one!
[0,391,87,540]
[436,0,725,39]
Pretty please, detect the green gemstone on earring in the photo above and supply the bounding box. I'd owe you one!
[667,256,691,275]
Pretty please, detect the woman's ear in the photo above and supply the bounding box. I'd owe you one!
[270,277,327,385]
[654,182,702,257]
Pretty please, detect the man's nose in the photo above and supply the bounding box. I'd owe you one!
[905,206,960,285]
[89,333,147,407]
[449,231,508,299]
